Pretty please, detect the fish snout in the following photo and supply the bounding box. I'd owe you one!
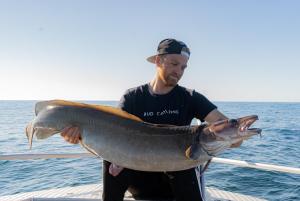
[236,115,262,139]
[237,115,258,130]
[237,115,259,131]
[207,115,261,140]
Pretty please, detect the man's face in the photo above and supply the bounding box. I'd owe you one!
[157,54,189,87]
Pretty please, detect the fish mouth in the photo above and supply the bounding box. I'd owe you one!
[237,115,262,136]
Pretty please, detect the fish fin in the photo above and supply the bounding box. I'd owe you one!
[35,100,143,122]
[34,127,59,139]
[92,104,143,122]
[28,127,59,149]
[25,122,33,149]
[80,141,100,157]
[185,144,202,160]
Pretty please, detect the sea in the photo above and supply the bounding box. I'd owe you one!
[0,101,299,201]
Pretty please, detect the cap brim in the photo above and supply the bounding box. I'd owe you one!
[146,55,157,63]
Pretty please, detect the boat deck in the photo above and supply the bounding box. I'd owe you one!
[0,183,267,201]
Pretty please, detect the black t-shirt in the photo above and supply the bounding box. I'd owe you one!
[118,83,217,126]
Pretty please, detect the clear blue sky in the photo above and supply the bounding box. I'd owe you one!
[0,0,299,102]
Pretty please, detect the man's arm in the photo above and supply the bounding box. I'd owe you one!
[204,109,243,148]
[204,108,228,123]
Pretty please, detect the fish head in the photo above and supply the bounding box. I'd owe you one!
[186,115,261,160]
[204,115,262,144]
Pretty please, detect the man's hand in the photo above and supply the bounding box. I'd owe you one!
[61,127,123,176]
[61,126,81,144]
[109,163,124,176]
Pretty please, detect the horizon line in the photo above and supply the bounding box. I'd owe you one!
[0,99,299,104]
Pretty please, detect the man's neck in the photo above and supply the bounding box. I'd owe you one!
[149,78,176,95]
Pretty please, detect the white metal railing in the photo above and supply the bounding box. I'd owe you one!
[211,157,300,174]
[0,153,93,160]
[1,153,299,175]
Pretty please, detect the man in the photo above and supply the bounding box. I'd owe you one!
[61,38,242,201]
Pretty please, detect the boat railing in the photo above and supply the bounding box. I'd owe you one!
[1,153,299,175]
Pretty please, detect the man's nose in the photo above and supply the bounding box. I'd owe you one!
[172,69,180,77]
[175,66,184,75]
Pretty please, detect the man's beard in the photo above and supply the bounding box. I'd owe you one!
[165,75,180,87]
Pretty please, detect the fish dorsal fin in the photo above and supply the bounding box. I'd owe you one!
[35,100,143,122]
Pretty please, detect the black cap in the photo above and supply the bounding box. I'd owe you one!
[147,38,190,63]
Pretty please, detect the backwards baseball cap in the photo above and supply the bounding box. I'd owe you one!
[147,38,190,63]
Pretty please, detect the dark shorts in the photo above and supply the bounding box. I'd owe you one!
[102,160,203,201]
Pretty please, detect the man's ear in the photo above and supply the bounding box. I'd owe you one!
[155,55,162,67]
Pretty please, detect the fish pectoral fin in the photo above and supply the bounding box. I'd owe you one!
[185,144,202,160]
[79,141,100,157]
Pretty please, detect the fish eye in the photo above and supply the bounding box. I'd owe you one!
[229,119,238,127]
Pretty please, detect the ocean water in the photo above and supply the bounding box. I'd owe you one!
[0,101,299,201]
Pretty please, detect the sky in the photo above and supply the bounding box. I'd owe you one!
[0,0,299,102]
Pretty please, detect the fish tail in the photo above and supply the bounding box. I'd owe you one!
[25,122,34,149]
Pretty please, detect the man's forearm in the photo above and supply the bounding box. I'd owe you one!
[204,109,228,124]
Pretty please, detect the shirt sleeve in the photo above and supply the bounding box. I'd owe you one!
[192,91,217,122]
[118,90,133,114]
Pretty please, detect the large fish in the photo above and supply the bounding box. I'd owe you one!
[26,100,261,171]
